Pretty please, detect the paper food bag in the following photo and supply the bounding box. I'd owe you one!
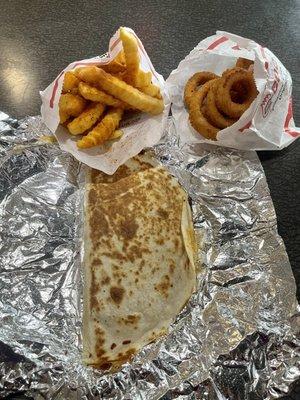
[40,28,169,174]
[166,31,299,150]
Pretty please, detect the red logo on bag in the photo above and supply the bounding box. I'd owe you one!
[260,61,280,118]
[272,80,278,93]
[283,97,299,137]
[239,120,252,132]
[207,36,228,50]
[284,98,300,137]
[261,94,272,117]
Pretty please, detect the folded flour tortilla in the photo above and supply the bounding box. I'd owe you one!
[82,157,197,369]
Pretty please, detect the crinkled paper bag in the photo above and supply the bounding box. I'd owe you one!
[40,27,169,174]
[166,31,300,150]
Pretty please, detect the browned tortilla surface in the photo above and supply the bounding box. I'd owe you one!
[83,157,196,369]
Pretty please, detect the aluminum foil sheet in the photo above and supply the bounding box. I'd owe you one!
[0,111,299,399]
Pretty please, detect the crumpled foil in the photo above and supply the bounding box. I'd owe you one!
[0,111,299,399]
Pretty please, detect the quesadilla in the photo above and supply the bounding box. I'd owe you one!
[89,153,158,185]
[82,160,196,369]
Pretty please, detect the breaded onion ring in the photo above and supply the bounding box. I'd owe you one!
[184,71,218,109]
[215,68,257,118]
[235,57,254,70]
[230,81,248,103]
[189,80,219,140]
[205,80,237,129]
[201,102,210,122]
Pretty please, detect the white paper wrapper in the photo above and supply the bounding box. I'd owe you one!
[40,27,169,174]
[166,31,300,150]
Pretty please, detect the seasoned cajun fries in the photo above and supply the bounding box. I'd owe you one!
[58,27,164,149]
[76,67,163,115]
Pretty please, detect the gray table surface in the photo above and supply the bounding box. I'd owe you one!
[0,0,299,398]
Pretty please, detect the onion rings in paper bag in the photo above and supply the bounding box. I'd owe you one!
[167,31,299,150]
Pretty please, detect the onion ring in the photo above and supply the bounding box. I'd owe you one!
[215,68,257,118]
[201,102,210,122]
[235,57,254,70]
[230,82,248,103]
[205,79,237,128]
[189,80,219,140]
[184,71,218,109]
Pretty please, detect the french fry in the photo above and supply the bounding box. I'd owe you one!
[139,83,161,98]
[78,82,127,108]
[111,72,126,80]
[114,50,125,65]
[62,71,80,94]
[59,93,86,117]
[76,67,164,115]
[101,61,126,74]
[120,27,140,85]
[134,70,152,88]
[101,50,126,74]
[59,109,69,124]
[119,28,153,89]
[67,102,106,135]
[110,129,124,139]
[77,108,124,148]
